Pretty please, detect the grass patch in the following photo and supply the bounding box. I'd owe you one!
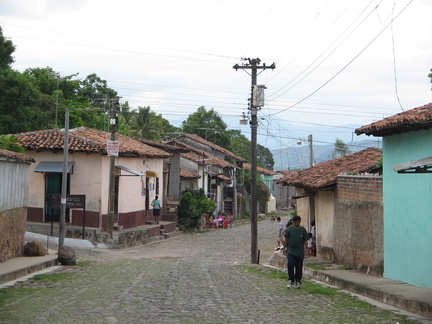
[76,260,93,267]
[32,272,75,282]
[237,265,339,296]
[305,264,327,270]
[305,264,352,271]
[0,287,39,307]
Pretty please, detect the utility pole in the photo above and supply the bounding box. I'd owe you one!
[234,58,275,264]
[59,107,69,248]
[308,134,314,167]
[107,98,119,238]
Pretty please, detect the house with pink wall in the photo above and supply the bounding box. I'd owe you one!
[16,127,171,237]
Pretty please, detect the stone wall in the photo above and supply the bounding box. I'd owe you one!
[335,175,383,275]
[0,207,27,262]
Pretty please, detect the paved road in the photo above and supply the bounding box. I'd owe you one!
[1,215,421,323]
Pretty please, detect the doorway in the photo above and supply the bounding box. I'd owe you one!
[45,173,70,222]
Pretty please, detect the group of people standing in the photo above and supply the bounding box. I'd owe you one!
[276,215,316,289]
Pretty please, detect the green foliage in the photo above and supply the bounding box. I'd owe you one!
[0,26,15,69]
[376,156,383,169]
[32,272,75,282]
[177,189,215,229]
[227,129,251,160]
[0,135,25,153]
[226,130,275,170]
[182,106,230,148]
[241,194,250,219]
[332,138,351,159]
[118,106,176,141]
[243,169,271,202]
[428,68,432,90]
[257,144,275,170]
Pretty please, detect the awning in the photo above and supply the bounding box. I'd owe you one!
[393,156,432,174]
[34,161,74,173]
[291,194,312,199]
[115,165,145,176]
[146,171,157,177]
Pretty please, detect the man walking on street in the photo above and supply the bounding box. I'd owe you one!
[283,215,309,289]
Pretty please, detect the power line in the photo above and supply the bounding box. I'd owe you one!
[268,0,414,117]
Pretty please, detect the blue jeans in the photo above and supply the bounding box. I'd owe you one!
[287,254,304,283]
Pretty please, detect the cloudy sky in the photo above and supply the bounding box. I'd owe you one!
[1,0,431,158]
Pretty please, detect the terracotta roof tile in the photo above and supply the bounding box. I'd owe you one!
[356,102,432,136]
[278,148,382,190]
[15,127,171,158]
[172,134,247,163]
[171,141,237,169]
[0,149,35,163]
[244,163,277,176]
[180,168,201,179]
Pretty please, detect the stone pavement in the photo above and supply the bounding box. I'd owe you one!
[1,215,431,323]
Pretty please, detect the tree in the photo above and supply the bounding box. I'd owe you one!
[429,68,432,91]
[177,189,215,229]
[227,129,251,161]
[0,26,15,69]
[77,73,118,107]
[182,106,230,148]
[0,69,48,134]
[0,135,25,153]
[257,144,275,170]
[332,138,351,159]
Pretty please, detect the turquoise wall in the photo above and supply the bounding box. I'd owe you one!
[383,129,432,287]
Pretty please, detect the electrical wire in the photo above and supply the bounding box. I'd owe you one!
[268,0,414,116]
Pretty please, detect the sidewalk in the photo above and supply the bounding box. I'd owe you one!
[269,252,432,321]
[0,251,59,286]
[0,227,179,287]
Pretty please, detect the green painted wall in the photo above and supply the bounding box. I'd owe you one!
[383,129,432,287]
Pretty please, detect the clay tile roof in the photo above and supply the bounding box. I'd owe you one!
[0,149,35,163]
[136,138,189,153]
[171,141,237,169]
[244,163,277,176]
[355,102,432,136]
[278,147,382,190]
[180,168,201,179]
[217,174,231,182]
[177,134,247,163]
[15,127,171,158]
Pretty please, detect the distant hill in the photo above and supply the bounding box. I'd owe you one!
[271,139,381,171]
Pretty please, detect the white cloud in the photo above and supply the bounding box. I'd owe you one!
[0,0,431,148]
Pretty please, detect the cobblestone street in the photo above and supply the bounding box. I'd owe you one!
[0,215,422,323]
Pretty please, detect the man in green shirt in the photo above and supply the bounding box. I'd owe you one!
[283,215,309,289]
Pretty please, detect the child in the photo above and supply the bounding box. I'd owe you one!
[275,216,284,250]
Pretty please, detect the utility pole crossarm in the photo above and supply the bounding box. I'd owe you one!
[233,62,276,71]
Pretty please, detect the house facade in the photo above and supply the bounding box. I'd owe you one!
[0,149,34,262]
[356,102,432,287]
[244,163,277,213]
[166,134,246,217]
[278,148,383,272]
[16,127,171,238]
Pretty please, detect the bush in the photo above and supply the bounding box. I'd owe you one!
[177,189,215,229]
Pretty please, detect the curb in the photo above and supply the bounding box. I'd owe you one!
[303,267,432,320]
[0,255,59,285]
